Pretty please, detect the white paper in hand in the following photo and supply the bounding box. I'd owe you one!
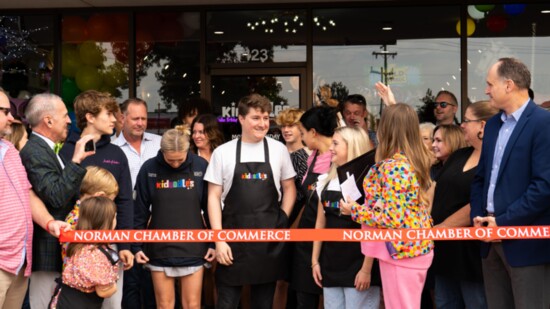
[340,173,362,202]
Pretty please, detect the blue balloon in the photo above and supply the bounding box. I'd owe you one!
[504,4,526,16]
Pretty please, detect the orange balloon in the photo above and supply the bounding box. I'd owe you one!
[87,14,114,42]
[111,14,129,43]
[62,16,88,43]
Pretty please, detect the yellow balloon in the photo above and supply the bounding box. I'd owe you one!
[456,18,476,36]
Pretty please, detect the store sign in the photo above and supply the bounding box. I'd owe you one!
[221,101,290,118]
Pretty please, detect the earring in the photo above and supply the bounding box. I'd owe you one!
[477,131,483,140]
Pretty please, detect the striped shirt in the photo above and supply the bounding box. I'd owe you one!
[0,139,33,276]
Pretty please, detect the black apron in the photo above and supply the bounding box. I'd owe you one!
[145,165,208,261]
[290,153,323,294]
[319,182,364,287]
[216,138,289,286]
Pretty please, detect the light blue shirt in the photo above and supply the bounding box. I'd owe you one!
[112,131,162,188]
[486,99,530,213]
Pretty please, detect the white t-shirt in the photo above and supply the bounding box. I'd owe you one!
[204,137,296,203]
[316,174,341,200]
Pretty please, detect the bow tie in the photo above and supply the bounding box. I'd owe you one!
[53,142,63,155]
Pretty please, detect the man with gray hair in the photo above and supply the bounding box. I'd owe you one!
[19,93,94,308]
[0,91,71,308]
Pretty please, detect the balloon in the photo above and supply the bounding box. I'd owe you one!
[75,65,103,91]
[468,5,485,20]
[136,13,163,31]
[504,4,526,16]
[103,62,128,88]
[456,18,476,36]
[61,44,81,78]
[99,84,117,96]
[486,15,508,33]
[87,14,114,42]
[49,77,81,108]
[78,41,104,66]
[475,5,495,12]
[62,16,88,43]
[111,14,129,42]
[61,77,81,107]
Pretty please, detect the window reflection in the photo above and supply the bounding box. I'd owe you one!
[135,12,201,133]
[211,75,300,140]
[467,4,550,104]
[0,15,53,119]
[61,13,129,112]
[313,6,461,124]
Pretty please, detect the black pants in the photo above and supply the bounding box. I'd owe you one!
[217,282,276,309]
[295,291,320,309]
[122,264,156,309]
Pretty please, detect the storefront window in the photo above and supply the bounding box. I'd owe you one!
[467,4,550,104]
[211,74,301,140]
[61,13,130,112]
[0,15,53,119]
[207,10,307,64]
[135,12,201,133]
[313,6,461,123]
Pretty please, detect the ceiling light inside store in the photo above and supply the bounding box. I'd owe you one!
[541,10,550,13]
[214,31,224,35]
[382,26,392,31]
[246,12,334,34]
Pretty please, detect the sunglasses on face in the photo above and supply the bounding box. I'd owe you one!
[433,102,455,108]
[0,107,11,116]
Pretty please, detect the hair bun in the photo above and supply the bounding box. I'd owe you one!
[174,124,191,136]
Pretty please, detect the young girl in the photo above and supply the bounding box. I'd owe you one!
[62,166,119,266]
[341,103,434,309]
[50,196,120,308]
[311,127,380,309]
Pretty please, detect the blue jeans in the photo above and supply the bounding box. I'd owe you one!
[434,275,487,309]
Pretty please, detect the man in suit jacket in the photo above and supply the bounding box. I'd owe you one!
[471,57,550,309]
[19,93,94,308]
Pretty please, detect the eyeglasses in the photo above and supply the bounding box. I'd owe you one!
[0,107,11,116]
[433,101,456,108]
[462,118,483,124]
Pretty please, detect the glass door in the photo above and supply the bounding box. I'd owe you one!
[208,67,306,141]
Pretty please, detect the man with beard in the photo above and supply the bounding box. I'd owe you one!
[433,90,459,125]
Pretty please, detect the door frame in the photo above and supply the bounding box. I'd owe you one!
[205,62,309,110]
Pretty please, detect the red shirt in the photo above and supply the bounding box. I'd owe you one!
[0,140,33,276]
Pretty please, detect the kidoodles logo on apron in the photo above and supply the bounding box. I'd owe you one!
[241,173,268,180]
[156,178,195,189]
